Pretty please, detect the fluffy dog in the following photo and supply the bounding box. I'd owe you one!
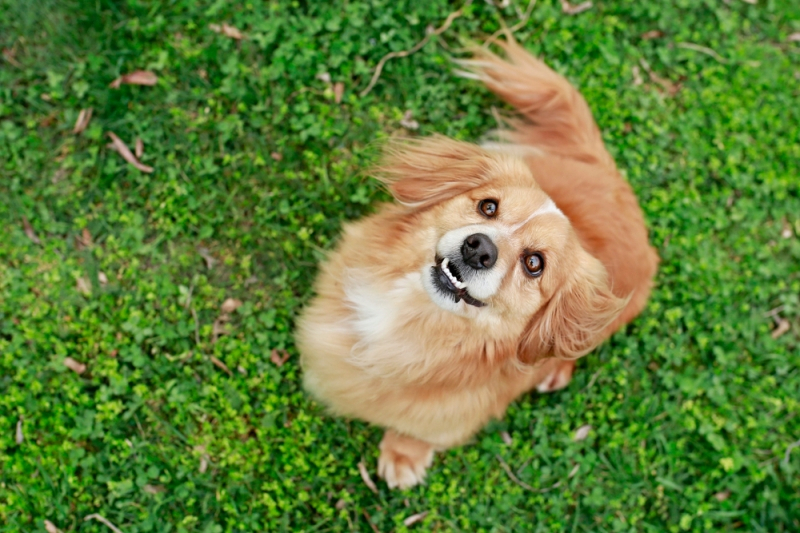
[297,39,658,489]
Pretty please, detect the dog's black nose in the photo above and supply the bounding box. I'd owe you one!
[461,233,498,270]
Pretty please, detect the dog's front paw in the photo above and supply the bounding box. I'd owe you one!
[377,430,434,490]
[536,359,576,393]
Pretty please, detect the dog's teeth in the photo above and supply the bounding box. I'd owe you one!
[440,257,466,290]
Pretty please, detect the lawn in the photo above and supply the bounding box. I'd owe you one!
[1,0,799,531]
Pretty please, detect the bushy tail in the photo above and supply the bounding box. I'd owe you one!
[456,37,614,168]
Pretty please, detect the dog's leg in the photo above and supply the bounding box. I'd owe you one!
[377,429,435,489]
[535,359,576,393]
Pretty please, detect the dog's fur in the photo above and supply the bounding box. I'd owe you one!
[297,39,658,489]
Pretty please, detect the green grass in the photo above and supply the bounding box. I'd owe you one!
[1,0,799,531]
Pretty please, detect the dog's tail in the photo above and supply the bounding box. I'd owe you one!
[456,37,614,168]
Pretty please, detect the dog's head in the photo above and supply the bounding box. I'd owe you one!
[377,136,626,360]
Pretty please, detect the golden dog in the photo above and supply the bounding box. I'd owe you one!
[297,39,658,489]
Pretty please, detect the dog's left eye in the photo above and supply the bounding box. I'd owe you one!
[522,252,545,277]
[479,199,498,217]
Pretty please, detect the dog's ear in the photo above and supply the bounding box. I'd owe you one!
[519,252,627,362]
[375,136,493,208]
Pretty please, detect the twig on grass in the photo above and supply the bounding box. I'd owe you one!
[84,514,124,533]
[484,0,538,48]
[783,438,800,467]
[496,454,537,491]
[676,42,728,63]
[360,0,473,97]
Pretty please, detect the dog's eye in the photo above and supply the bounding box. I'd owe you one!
[478,199,498,217]
[522,252,544,277]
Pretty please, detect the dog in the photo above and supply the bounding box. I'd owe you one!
[297,38,658,489]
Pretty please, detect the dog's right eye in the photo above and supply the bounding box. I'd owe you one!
[478,199,498,218]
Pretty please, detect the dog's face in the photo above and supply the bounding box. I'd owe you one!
[378,137,625,360]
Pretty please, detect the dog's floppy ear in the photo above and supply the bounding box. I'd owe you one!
[519,252,627,362]
[375,136,493,208]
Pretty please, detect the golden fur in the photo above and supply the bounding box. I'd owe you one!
[297,39,658,489]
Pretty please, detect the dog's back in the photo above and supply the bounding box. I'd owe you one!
[460,39,659,332]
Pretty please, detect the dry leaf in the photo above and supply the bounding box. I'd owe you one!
[221,298,243,314]
[500,430,512,445]
[781,220,793,239]
[98,272,108,285]
[210,355,233,376]
[403,511,429,526]
[212,316,230,343]
[143,484,166,494]
[76,277,92,295]
[333,81,345,103]
[84,514,123,533]
[76,227,93,249]
[714,490,731,501]
[199,455,209,473]
[22,216,41,244]
[135,137,144,159]
[52,167,70,184]
[632,65,643,86]
[44,520,60,533]
[561,0,593,15]
[270,348,290,367]
[16,418,23,444]
[357,461,379,494]
[573,424,592,441]
[107,131,154,173]
[568,464,580,478]
[740,0,756,4]
[73,108,93,134]
[316,72,332,84]
[641,30,664,40]
[209,23,245,40]
[771,318,790,339]
[64,357,87,374]
[335,499,347,510]
[788,32,800,42]
[198,247,216,270]
[270,151,283,161]
[400,110,419,130]
[109,70,158,89]
[2,47,21,67]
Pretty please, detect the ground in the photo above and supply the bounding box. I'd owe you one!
[1,0,799,531]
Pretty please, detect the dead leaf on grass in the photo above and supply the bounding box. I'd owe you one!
[400,110,419,130]
[143,484,166,495]
[64,357,87,374]
[789,32,800,42]
[76,276,92,296]
[135,137,144,159]
[270,348,290,367]
[270,151,283,161]
[209,23,245,40]
[771,318,790,339]
[107,131,154,173]
[16,418,23,444]
[403,511,429,526]
[357,461,379,494]
[641,30,664,40]
[632,65,643,86]
[44,520,60,533]
[333,81,345,103]
[561,0,593,15]
[781,219,793,239]
[316,72,332,84]
[22,216,41,244]
[109,70,158,89]
[335,499,347,510]
[2,47,21,67]
[221,298,243,314]
[500,430,513,445]
[573,424,592,441]
[73,108,93,134]
[714,490,731,501]
[212,316,230,343]
[209,355,233,376]
[98,271,108,285]
[76,227,93,249]
[197,247,217,270]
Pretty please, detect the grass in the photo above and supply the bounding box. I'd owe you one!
[1,0,799,531]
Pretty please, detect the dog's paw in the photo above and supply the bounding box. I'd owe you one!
[377,430,434,490]
[536,360,575,393]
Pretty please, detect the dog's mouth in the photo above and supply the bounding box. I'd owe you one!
[431,256,485,308]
